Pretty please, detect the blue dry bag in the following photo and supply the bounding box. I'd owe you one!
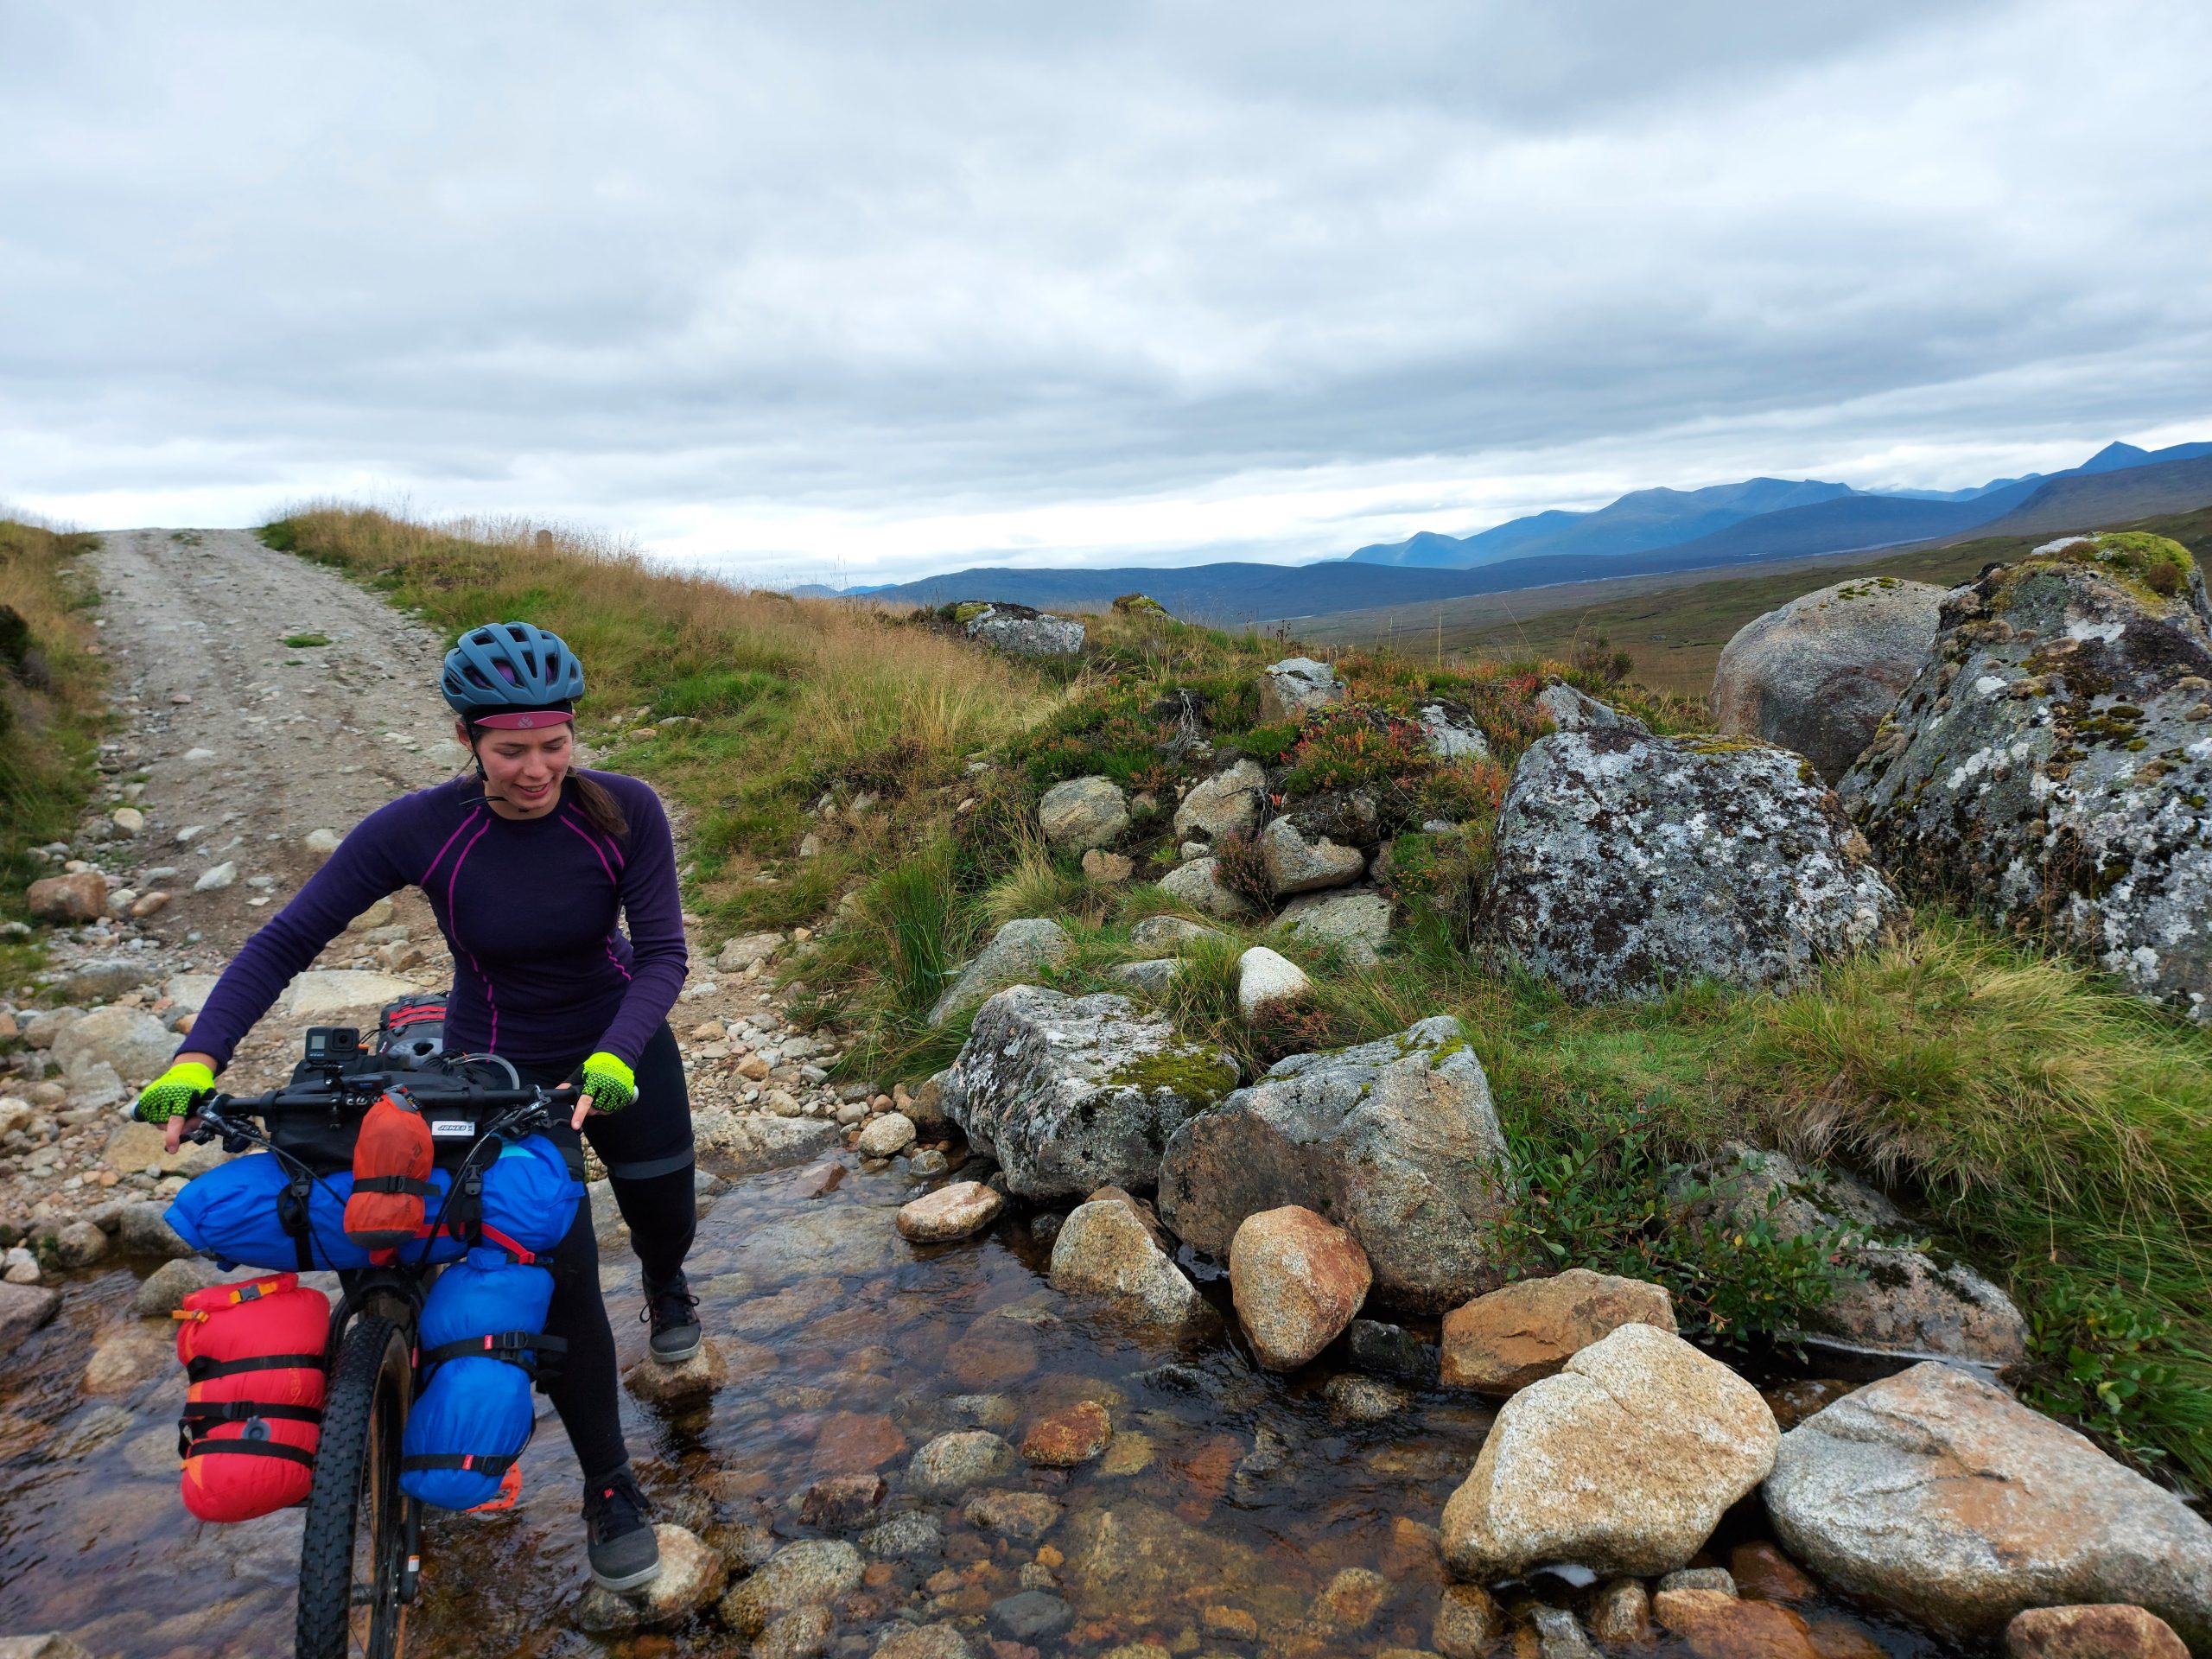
[475,1134,584,1256]
[399,1250,562,1510]
[166,1154,467,1273]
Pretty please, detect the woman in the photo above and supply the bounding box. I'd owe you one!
[134,620,696,1592]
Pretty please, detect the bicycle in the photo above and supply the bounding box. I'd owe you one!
[159,1029,581,1659]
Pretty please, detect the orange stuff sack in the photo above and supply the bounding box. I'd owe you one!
[174,1273,329,1522]
[345,1090,435,1252]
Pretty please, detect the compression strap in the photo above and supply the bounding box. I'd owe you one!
[186,1351,326,1382]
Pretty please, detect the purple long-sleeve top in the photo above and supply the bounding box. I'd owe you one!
[184,770,689,1072]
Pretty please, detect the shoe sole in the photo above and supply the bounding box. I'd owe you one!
[649,1331,702,1364]
[590,1557,664,1593]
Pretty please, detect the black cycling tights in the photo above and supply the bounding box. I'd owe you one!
[509,1020,696,1485]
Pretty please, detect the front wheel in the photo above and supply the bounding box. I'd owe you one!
[296,1314,414,1659]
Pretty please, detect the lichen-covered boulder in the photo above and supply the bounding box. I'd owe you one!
[1048,1198,1210,1330]
[942,987,1239,1199]
[928,917,1074,1025]
[1713,577,1948,783]
[1258,657,1345,721]
[958,601,1085,657]
[1259,817,1365,895]
[1039,775,1130,851]
[1839,540,2212,1024]
[1484,728,1902,1001]
[1174,759,1266,842]
[1535,683,1648,734]
[1685,1146,2026,1368]
[1765,1363,2212,1650]
[1418,699,1492,760]
[1157,1017,1510,1312]
[1272,887,1393,966]
[1156,855,1255,919]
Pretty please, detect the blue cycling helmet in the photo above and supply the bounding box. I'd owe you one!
[441,623,586,715]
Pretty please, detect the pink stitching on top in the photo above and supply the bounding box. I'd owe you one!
[422,805,483,887]
[558,811,618,888]
[448,817,498,1051]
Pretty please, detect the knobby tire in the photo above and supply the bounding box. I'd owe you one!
[296,1314,412,1659]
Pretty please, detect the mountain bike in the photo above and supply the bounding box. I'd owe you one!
[167,1036,580,1659]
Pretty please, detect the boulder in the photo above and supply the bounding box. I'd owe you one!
[1417,700,1492,761]
[908,1430,1019,1498]
[1109,958,1178,994]
[961,602,1085,658]
[874,1624,975,1659]
[855,1111,916,1158]
[717,1538,864,1636]
[1440,1268,1677,1394]
[962,1490,1064,1543]
[1764,1362,2212,1649]
[1259,817,1366,895]
[1158,1016,1510,1313]
[1839,543,2212,1023]
[1048,1198,1208,1330]
[1083,849,1134,883]
[1228,1205,1370,1370]
[1712,577,1947,784]
[943,987,1237,1198]
[1536,682,1648,734]
[896,1182,1004,1243]
[1058,1498,1267,1616]
[134,1255,223,1317]
[575,1525,728,1632]
[1235,946,1309,1019]
[1020,1400,1113,1466]
[20,1007,82,1049]
[1173,759,1266,842]
[102,1120,221,1179]
[119,1201,195,1259]
[285,970,423,1016]
[162,973,219,1013]
[1271,887,1393,966]
[716,931,785,972]
[2006,1605,2190,1659]
[60,959,156,1001]
[1485,727,1902,1001]
[26,872,107,922]
[1129,914,1222,951]
[51,1005,175,1086]
[1258,657,1346,722]
[927,917,1074,1026]
[1687,1146,2027,1368]
[624,1337,731,1402]
[1440,1323,1780,1580]
[1156,856,1254,919]
[1039,776,1130,851]
[0,1280,60,1363]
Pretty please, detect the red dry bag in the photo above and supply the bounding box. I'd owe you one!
[174,1273,329,1522]
[345,1090,435,1253]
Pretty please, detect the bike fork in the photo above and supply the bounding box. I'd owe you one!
[399,1497,423,1604]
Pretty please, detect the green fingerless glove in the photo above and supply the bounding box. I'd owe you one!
[136,1060,215,1124]
[579,1052,637,1114]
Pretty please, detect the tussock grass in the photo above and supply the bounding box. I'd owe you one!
[0,513,105,918]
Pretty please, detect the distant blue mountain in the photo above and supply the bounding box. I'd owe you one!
[1884,474,2042,503]
[2075,439,2212,474]
[1347,477,1853,569]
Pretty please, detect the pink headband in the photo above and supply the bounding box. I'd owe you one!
[471,710,574,731]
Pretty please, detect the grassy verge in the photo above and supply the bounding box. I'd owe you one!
[270,505,2211,1482]
[0,514,106,944]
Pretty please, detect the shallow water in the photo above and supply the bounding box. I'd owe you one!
[0,1154,1958,1656]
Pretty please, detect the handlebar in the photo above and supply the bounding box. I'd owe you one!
[156,1077,582,1149]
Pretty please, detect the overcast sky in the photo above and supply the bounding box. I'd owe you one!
[3,2,2209,586]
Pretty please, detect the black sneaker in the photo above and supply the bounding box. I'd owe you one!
[641,1273,702,1364]
[582,1465,661,1592]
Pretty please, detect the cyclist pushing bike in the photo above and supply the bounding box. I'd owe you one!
[137,620,697,1594]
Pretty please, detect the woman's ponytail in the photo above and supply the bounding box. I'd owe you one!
[569,772,630,841]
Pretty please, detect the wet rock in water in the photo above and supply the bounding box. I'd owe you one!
[1159,1016,1510,1313]
[1432,1583,1501,1659]
[795,1473,887,1530]
[1587,1579,1654,1646]
[717,1537,866,1635]
[1659,1567,1738,1597]
[856,1111,918,1158]
[753,1605,836,1659]
[1059,1499,1264,1613]
[1731,1541,1816,1603]
[2006,1605,2190,1659]
[944,987,1238,1198]
[1441,1324,1779,1580]
[928,918,1075,1026]
[906,1147,950,1178]
[0,1281,60,1362]
[1840,542,2212,1022]
[1228,1205,1370,1370]
[45,1402,136,1459]
[1236,945,1311,1020]
[50,1220,109,1269]
[1270,885,1394,966]
[860,1512,944,1560]
[1022,1400,1113,1467]
[1685,1145,2027,1368]
[1260,818,1366,896]
[963,601,1085,658]
[1047,1199,1209,1331]
[1175,758,1268,842]
[118,1202,195,1260]
[811,1410,908,1474]
[1532,1605,1601,1659]
[0,1637,97,1659]
[1157,855,1255,919]
[80,1325,170,1395]
[874,1624,976,1659]
[1313,1567,1389,1633]
[991,1588,1075,1643]
[963,1490,1064,1544]
[1652,1588,1820,1659]
[1348,1318,1440,1384]
[1440,1268,1676,1395]
[1760,1378,1856,1431]
[625,1337,731,1402]
[1324,1372,1412,1424]
[909,1430,1020,1498]
[1258,657,1346,722]
[1130,915,1223,951]
[576,1525,728,1632]
[1485,723,1901,1002]
[1039,776,1131,852]
[1764,1362,2212,1649]
[1202,1605,1261,1641]
[1712,577,1948,784]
